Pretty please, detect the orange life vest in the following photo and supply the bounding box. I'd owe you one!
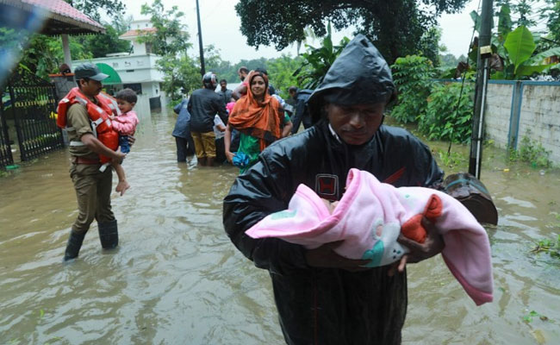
[57,87,119,164]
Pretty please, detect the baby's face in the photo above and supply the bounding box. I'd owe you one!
[117,99,134,114]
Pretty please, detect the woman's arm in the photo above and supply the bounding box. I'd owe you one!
[224,123,235,163]
[282,120,293,138]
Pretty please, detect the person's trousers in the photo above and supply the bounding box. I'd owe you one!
[175,136,195,162]
[70,163,115,235]
[215,137,226,164]
[119,135,130,154]
[191,131,216,158]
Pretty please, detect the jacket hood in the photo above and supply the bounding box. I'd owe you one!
[308,34,395,123]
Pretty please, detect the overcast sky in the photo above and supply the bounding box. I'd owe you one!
[117,0,481,63]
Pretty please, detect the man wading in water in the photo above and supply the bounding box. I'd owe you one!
[223,35,445,344]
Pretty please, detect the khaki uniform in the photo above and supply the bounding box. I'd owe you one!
[67,103,115,235]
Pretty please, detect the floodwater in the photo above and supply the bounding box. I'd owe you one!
[1,111,559,345]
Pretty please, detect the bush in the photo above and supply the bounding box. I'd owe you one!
[509,131,552,168]
[390,55,434,123]
[418,82,474,143]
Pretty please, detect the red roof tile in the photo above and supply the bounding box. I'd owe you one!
[120,28,157,39]
[0,0,105,34]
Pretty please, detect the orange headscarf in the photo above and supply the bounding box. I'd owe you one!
[228,71,284,151]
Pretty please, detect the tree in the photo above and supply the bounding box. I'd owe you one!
[540,0,560,44]
[418,27,443,67]
[235,0,469,64]
[204,45,234,81]
[79,17,132,58]
[65,0,125,22]
[293,24,350,89]
[139,0,198,100]
[267,55,302,99]
[139,0,191,56]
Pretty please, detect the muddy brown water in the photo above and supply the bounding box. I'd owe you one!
[1,111,559,344]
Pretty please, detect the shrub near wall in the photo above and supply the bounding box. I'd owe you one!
[419,82,474,143]
[391,55,434,123]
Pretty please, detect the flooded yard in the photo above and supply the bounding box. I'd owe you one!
[0,111,559,344]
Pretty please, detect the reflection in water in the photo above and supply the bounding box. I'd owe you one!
[1,112,559,344]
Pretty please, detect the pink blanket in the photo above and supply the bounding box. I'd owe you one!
[246,168,493,306]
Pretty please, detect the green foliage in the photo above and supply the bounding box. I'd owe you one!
[390,55,435,123]
[139,0,198,100]
[541,0,560,44]
[139,0,191,56]
[18,35,92,79]
[419,82,473,143]
[66,0,125,22]
[522,310,550,323]
[509,133,553,168]
[439,53,467,69]
[513,0,537,27]
[235,0,469,64]
[157,55,200,101]
[267,55,302,99]
[293,24,349,89]
[78,20,131,58]
[467,4,560,80]
[530,235,560,259]
[204,45,235,82]
[418,27,443,67]
[436,149,467,169]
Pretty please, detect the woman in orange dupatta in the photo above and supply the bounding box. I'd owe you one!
[225,70,292,173]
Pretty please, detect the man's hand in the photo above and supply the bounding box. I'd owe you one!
[127,136,136,147]
[305,240,370,272]
[388,216,445,276]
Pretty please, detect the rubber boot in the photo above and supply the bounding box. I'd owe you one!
[98,219,119,249]
[64,230,86,261]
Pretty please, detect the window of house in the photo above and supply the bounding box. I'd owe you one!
[124,83,142,95]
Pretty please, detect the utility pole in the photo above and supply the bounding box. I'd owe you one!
[195,0,205,76]
[468,0,493,179]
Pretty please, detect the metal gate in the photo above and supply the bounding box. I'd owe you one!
[1,69,64,163]
[0,96,14,168]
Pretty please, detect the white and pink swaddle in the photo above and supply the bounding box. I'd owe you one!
[246,168,493,305]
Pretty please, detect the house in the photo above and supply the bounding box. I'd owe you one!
[72,19,169,113]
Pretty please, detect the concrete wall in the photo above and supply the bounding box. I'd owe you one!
[484,81,560,164]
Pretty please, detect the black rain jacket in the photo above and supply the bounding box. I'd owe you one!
[188,88,228,133]
[223,34,443,345]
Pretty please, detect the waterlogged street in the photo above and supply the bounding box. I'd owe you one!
[1,110,559,344]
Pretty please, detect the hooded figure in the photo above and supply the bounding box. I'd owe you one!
[223,35,444,345]
[307,34,396,123]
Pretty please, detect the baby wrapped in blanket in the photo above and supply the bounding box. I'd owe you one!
[245,168,493,306]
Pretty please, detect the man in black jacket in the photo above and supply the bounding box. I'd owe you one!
[223,35,445,344]
[188,72,228,166]
[288,87,313,134]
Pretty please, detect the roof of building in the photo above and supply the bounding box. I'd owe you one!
[0,0,105,35]
[119,28,157,40]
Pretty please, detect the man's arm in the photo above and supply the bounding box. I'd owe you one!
[173,100,184,115]
[232,83,247,101]
[214,96,229,124]
[223,155,308,275]
[290,98,306,135]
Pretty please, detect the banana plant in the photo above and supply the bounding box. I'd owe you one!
[292,23,349,89]
[465,5,559,80]
[498,25,560,79]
